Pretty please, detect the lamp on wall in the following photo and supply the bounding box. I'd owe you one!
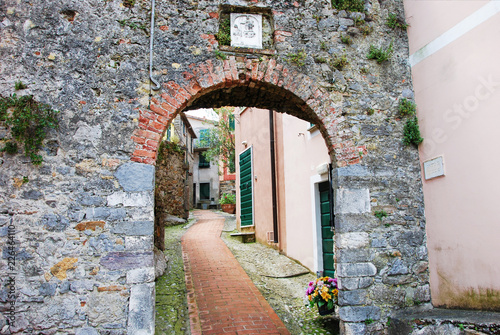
[241,140,248,147]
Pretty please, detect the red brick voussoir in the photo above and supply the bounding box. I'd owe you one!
[130,57,361,167]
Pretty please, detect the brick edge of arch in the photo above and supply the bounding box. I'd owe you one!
[130,56,367,167]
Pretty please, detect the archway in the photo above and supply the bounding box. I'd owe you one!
[131,56,371,332]
[130,57,366,167]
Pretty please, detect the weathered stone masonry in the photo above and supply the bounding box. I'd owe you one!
[0,0,427,334]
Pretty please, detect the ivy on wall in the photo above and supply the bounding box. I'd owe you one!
[0,93,59,165]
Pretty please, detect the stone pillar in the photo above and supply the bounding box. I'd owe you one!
[334,187,378,334]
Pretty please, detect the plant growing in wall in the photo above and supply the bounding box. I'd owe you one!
[367,41,393,64]
[0,93,59,164]
[286,50,307,67]
[330,54,349,71]
[403,116,423,147]
[374,210,388,221]
[331,0,365,12]
[398,98,416,116]
[386,13,409,30]
[215,17,231,46]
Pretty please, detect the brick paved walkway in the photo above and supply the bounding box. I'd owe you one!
[181,210,290,335]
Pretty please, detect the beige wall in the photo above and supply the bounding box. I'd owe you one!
[404,1,500,309]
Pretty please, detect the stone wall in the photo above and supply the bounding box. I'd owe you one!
[0,0,428,333]
[154,142,188,250]
[219,180,236,198]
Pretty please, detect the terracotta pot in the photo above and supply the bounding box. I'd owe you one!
[221,204,236,214]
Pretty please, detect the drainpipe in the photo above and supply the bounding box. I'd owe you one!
[149,0,160,91]
[269,110,279,243]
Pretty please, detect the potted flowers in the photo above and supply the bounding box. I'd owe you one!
[305,276,338,316]
[219,193,236,214]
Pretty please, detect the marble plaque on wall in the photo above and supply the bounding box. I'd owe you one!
[230,13,262,49]
[423,156,445,180]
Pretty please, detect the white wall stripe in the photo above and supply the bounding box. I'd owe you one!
[409,1,500,67]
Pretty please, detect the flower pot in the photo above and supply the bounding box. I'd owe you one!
[221,204,236,214]
[317,303,335,316]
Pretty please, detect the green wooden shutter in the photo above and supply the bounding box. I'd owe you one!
[319,181,335,277]
[239,148,253,227]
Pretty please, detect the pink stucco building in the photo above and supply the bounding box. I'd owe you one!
[404,0,500,310]
[235,107,332,276]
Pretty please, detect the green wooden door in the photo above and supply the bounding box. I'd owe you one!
[239,148,253,227]
[319,181,334,277]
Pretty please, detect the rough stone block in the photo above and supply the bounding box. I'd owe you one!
[22,190,43,200]
[337,232,369,249]
[339,277,374,291]
[341,321,367,335]
[39,214,70,232]
[125,236,154,251]
[387,258,409,276]
[339,306,380,322]
[114,162,155,192]
[39,283,57,296]
[127,268,155,284]
[335,188,370,214]
[337,249,372,263]
[414,284,431,303]
[100,252,153,270]
[107,191,153,207]
[111,221,154,236]
[75,328,99,335]
[127,283,155,335]
[338,263,377,277]
[338,289,369,306]
[335,213,375,233]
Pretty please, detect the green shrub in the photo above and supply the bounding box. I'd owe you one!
[403,117,423,146]
[399,98,416,116]
[219,193,236,205]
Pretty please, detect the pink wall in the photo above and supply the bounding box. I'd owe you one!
[235,108,274,244]
[404,1,500,309]
[235,108,330,271]
[280,115,330,272]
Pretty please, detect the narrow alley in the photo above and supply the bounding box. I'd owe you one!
[181,210,290,335]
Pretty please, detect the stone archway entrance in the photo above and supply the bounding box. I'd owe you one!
[129,56,429,334]
[131,57,364,167]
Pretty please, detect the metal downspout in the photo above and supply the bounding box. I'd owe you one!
[149,0,160,91]
[269,110,279,243]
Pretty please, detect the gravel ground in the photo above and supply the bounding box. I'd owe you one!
[155,210,339,335]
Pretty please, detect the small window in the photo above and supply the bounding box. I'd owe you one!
[199,153,210,168]
[200,183,210,200]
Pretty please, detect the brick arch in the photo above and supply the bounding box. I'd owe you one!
[130,56,366,167]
